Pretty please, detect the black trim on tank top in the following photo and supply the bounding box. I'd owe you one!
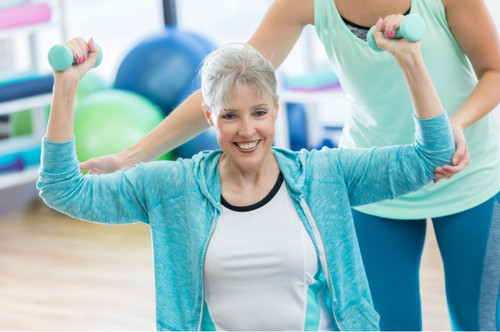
[341,7,411,30]
[221,172,284,212]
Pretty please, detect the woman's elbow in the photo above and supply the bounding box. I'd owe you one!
[37,182,64,210]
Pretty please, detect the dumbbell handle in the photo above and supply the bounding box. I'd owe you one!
[367,14,426,52]
[48,44,103,71]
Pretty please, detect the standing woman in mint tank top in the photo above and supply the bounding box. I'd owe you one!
[79,0,500,330]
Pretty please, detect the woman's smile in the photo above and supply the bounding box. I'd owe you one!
[233,140,261,151]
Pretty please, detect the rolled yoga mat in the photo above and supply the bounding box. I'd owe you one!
[0,3,51,30]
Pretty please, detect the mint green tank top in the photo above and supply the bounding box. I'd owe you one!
[314,0,500,219]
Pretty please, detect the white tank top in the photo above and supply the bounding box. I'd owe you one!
[202,174,335,330]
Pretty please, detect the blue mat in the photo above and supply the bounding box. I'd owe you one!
[0,74,54,102]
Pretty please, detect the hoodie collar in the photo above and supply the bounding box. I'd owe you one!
[192,147,307,208]
[192,150,223,210]
[273,147,307,199]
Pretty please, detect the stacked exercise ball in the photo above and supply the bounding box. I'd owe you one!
[115,26,217,115]
[113,27,220,158]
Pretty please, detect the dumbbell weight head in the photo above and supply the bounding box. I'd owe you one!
[367,14,426,52]
[48,44,103,71]
[398,14,426,42]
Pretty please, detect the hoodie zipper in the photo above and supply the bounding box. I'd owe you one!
[197,213,218,331]
[299,196,343,331]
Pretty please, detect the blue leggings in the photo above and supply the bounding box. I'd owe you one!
[352,193,500,331]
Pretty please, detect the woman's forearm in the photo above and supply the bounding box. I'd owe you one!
[117,89,210,164]
[46,79,78,142]
[450,70,500,129]
[441,0,500,130]
[395,50,444,119]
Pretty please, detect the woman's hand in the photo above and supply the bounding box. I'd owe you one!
[53,37,100,88]
[372,15,421,58]
[79,153,131,174]
[433,123,470,183]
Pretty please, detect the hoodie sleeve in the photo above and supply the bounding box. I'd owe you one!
[337,112,455,207]
[37,137,150,224]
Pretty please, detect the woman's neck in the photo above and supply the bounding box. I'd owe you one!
[218,152,281,206]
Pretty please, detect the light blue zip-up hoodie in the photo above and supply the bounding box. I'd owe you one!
[38,113,454,331]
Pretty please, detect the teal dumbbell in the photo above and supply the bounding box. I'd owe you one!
[367,14,426,52]
[48,44,103,71]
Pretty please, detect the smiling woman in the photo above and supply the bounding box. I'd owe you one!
[200,45,280,206]
[38,35,455,330]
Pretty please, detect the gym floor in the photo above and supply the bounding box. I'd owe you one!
[0,181,450,330]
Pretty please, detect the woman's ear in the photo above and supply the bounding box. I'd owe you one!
[202,103,214,127]
[275,96,280,117]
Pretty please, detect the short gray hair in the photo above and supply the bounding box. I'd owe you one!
[200,43,277,115]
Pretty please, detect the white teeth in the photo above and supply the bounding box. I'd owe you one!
[237,141,258,150]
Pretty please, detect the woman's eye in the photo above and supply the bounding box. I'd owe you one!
[255,109,268,117]
[221,112,236,120]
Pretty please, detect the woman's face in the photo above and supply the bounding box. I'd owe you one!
[205,84,278,171]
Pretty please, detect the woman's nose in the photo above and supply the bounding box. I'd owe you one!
[238,119,256,137]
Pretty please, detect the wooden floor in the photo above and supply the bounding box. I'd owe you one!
[0,182,451,331]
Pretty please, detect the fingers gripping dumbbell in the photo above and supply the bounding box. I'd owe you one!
[367,14,426,52]
[48,44,103,71]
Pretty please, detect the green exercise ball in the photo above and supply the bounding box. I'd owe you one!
[76,71,108,100]
[74,89,172,162]
[157,150,176,161]
[9,109,33,137]
[9,107,50,137]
